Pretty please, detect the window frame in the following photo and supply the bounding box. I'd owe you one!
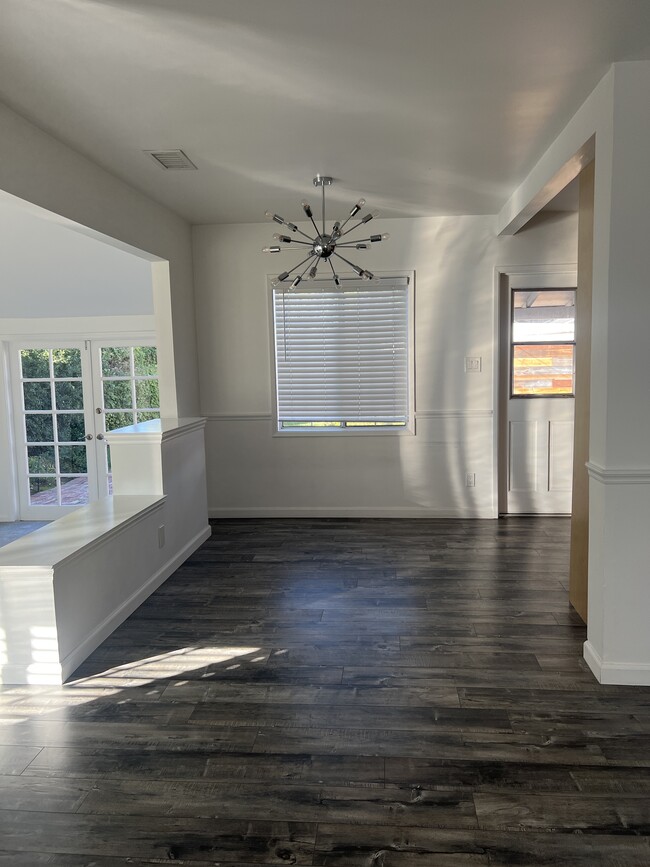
[268,271,416,437]
[510,286,577,399]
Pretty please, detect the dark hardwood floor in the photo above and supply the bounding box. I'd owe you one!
[2,517,650,865]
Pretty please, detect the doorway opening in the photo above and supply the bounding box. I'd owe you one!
[497,267,577,516]
[0,192,175,524]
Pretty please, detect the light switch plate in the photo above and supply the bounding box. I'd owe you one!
[465,356,482,372]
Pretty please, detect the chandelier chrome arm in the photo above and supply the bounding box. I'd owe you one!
[337,212,378,239]
[327,258,341,287]
[333,250,373,280]
[276,253,316,285]
[289,255,320,289]
[301,200,322,239]
[274,234,313,246]
[336,233,390,247]
[265,211,314,242]
[337,198,366,235]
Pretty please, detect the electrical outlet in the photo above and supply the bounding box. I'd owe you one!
[158,525,165,548]
[465,472,476,487]
[464,356,482,373]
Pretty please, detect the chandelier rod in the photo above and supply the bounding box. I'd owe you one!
[327,257,341,287]
[280,253,315,281]
[338,217,373,239]
[332,250,365,275]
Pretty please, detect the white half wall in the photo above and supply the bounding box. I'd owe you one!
[0,418,210,684]
[193,212,577,517]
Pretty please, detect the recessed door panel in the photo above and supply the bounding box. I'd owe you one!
[549,420,574,492]
[509,420,538,493]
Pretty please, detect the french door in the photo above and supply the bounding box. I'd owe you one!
[10,340,159,520]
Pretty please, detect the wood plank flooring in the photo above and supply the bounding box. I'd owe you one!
[2,516,650,865]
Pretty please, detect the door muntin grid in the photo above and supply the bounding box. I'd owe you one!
[19,347,92,507]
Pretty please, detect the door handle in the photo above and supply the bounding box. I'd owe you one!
[97,433,105,441]
[85,433,93,441]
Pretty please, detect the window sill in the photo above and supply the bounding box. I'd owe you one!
[272,425,415,438]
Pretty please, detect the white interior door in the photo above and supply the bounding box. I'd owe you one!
[506,286,576,515]
[10,339,159,519]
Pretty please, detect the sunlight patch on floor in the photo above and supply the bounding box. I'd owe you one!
[69,645,264,685]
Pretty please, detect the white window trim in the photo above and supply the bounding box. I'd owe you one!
[268,271,416,437]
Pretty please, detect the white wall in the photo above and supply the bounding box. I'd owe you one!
[0,203,153,318]
[193,211,577,517]
[498,61,650,686]
[0,98,199,416]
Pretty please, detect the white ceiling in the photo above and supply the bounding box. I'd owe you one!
[1,0,649,224]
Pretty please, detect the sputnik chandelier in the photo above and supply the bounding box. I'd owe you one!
[263,175,389,288]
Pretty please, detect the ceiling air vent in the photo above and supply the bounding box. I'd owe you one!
[145,149,197,170]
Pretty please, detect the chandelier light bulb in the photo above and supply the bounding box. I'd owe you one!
[290,276,302,289]
[301,199,313,217]
[308,264,318,279]
[381,232,390,240]
[262,246,281,253]
[265,210,285,225]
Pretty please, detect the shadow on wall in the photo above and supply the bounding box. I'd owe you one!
[397,217,495,516]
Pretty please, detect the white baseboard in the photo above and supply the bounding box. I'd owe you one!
[584,640,650,686]
[208,507,495,519]
[60,524,211,682]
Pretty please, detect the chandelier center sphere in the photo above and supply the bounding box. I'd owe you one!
[313,235,336,259]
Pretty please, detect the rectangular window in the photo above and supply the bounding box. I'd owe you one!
[272,277,411,432]
[511,288,576,397]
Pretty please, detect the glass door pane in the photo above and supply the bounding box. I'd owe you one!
[93,342,160,496]
[13,344,99,518]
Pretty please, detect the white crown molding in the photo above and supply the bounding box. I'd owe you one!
[586,462,650,485]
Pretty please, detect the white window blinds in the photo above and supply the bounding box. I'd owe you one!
[273,278,409,426]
